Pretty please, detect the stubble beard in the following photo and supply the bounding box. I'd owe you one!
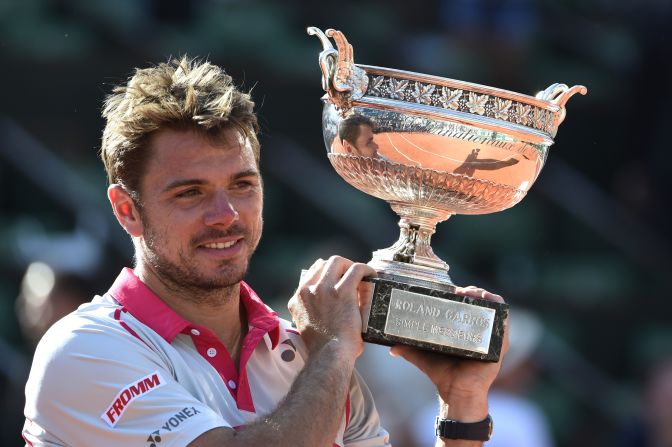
[139,217,259,301]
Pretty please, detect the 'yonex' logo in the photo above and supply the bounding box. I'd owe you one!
[102,371,166,427]
[147,407,202,446]
[147,430,161,447]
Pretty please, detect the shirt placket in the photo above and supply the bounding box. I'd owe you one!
[185,326,241,400]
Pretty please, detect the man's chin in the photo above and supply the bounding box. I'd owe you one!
[195,281,240,291]
[195,267,248,290]
[179,277,241,292]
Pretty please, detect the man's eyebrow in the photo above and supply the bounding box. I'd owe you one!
[162,179,207,193]
[233,169,261,180]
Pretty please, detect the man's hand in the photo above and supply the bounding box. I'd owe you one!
[390,286,509,423]
[288,256,377,358]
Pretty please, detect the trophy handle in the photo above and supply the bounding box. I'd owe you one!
[324,28,358,93]
[307,27,339,94]
[307,27,369,110]
[537,83,588,128]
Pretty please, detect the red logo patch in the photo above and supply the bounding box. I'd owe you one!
[102,371,166,427]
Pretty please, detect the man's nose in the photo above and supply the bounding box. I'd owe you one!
[204,192,239,227]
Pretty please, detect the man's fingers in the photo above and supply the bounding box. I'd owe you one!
[357,279,376,316]
[316,255,355,287]
[454,286,504,303]
[291,259,326,314]
[299,256,372,294]
[300,258,327,287]
[335,263,376,293]
[296,256,362,305]
[455,286,510,359]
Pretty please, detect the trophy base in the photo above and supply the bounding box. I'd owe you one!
[362,274,508,362]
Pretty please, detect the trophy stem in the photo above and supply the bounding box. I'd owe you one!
[369,202,454,286]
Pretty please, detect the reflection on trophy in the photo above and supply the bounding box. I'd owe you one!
[308,27,586,361]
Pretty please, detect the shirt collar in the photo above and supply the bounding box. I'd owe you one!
[239,281,280,348]
[108,268,280,347]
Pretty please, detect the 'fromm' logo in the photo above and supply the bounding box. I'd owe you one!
[102,371,166,427]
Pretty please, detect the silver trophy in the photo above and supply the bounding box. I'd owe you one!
[308,27,586,361]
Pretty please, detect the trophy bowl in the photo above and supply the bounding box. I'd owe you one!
[308,27,586,361]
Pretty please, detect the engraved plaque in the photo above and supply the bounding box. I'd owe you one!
[384,289,495,354]
[362,277,507,361]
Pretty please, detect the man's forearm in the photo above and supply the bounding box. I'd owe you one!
[255,340,356,446]
[191,340,356,447]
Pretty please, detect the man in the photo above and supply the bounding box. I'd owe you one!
[23,57,508,446]
[339,114,381,158]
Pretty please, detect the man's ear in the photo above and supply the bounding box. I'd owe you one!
[342,139,354,154]
[108,184,143,237]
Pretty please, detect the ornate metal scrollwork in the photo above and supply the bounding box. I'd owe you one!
[307,27,369,111]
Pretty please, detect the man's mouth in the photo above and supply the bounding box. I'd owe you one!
[202,240,239,249]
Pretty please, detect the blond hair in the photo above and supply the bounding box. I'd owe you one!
[100,56,258,198]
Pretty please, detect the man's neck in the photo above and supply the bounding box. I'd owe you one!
[134,263,247,365]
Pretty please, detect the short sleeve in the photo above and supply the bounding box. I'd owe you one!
[344,369,392,447]
[23,313,227,447]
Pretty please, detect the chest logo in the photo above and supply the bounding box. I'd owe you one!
[280,339,297,362]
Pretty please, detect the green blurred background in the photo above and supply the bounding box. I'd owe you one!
[1,0,671,445]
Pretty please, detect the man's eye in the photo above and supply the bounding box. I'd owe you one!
[234,181,254,190]
[177,189,201,198]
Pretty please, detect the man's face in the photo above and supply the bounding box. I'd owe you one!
[135,127,263,292]
[351,124,379,158]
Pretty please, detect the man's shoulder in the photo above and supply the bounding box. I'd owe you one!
[33,294,143,365]
[45,294,121,333]
[26,294,169,412]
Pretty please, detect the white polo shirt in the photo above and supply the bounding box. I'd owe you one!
[23,268,390,447]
